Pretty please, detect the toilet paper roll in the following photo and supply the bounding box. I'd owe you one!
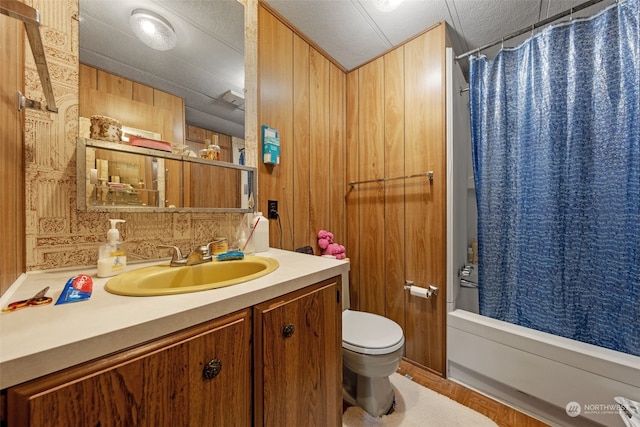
[409,285,430,299]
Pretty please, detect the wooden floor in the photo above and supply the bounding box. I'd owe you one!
[397,360,551,427]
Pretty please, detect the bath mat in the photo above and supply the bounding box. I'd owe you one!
[343,373,498,427]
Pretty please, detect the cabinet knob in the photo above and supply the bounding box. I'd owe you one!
[282,323,295,338]
[203,359,222,380]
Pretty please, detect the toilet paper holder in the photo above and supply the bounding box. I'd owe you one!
[404,281,439,299]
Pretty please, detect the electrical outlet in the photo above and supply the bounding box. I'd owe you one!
[267,200,278,219]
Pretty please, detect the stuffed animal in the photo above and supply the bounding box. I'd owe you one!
[317,230,346,260]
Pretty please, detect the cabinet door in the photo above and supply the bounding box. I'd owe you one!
[8,309,252,427]
[254,277,342,427]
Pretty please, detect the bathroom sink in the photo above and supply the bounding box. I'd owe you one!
[104,256,279,296]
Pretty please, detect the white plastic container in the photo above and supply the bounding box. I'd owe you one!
[252,212,269,253]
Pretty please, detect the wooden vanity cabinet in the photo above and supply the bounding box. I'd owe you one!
[5,277,343,426]
[253,277,342,427]
[7,308,252,427]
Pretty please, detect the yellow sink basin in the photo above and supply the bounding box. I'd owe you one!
[104,256,279,296]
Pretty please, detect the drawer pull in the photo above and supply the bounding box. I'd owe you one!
[282,323,295,338]
[203,359,222,380]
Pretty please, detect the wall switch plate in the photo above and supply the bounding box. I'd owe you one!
[268,200,278,219]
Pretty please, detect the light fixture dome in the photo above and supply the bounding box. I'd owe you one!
[372,0,405,12]
[130,9,177,51]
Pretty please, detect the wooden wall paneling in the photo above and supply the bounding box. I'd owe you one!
[345,71,360,309]
[309,49,331,249]
[258,7,347,255]
[329,63,346,249]
[182,161,192,208]
[258,5,294,249]
[383,47,407,332]
[217,133,232,163]
[188,165,238,209]
[97,69,133,99]
[0,14,25,296]
[153,88,183,111]
[215,164,239,209]
[79,63,97,90]
[80,88,179,144]
[80,66,184,144]
[187,125,207,141]
[357,58,386,316]
[132,82,154,105]
[153,89,185,144]
[403,25,447,374]
[292,34,311,251]
[165,159,183,208]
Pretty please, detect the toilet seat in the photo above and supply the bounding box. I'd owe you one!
[342,310,404,355]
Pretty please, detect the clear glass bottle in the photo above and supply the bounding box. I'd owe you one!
[199,139,220,161]
[209,143,221,161]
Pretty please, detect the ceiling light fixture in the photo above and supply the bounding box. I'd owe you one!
[130,9,177,51]
[372,0,405,12]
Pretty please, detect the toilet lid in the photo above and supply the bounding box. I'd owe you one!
[342,310,404,355]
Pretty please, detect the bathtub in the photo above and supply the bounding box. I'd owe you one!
[447,308,640,426]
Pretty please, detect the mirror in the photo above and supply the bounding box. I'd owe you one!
[78,1,250,213]
[78,0,245,139]
[78,138,256,213]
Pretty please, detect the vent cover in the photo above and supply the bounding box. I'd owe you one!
[222,89,245,107]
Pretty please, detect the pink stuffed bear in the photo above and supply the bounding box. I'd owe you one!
[317,230,346,260]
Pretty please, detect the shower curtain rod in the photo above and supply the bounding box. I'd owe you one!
[455,0,608,61]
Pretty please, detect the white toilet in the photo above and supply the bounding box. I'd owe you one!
[341,295,405,416]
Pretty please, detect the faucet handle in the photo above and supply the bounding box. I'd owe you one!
[459,264,474,277]
[189,242,218,263]
[201,239,225,257]
[195,244,211,257]
[158,245,184,261]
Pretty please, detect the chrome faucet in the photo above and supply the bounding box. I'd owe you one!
[159,243,217,267]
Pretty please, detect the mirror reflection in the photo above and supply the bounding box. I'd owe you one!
[90,147,162,207]
[78,0,245,138]
[77,0,249,213]
[78,139,255,213]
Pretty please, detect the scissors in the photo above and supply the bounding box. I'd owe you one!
[2,287,53,312]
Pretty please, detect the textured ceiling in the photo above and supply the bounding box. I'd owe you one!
[78,0,614,139]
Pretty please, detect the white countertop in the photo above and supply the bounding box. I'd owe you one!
[0,249,349,389]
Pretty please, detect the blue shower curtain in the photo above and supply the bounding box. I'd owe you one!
[469,0,639,356]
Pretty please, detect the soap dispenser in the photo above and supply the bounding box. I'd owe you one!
[97,219,126,278]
